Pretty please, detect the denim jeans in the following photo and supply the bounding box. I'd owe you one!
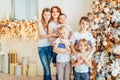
[52,52,57,64]
[38,46,53,80]
[74,71,89,80]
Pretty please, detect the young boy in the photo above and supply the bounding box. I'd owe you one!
[53,25,71,80]
[58,13,72,39]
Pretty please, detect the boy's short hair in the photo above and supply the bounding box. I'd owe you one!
[79,16,90,24]
[58,13,67,20]
[79,16,91,31]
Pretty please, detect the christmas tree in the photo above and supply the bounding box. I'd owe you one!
[87,0,120,80]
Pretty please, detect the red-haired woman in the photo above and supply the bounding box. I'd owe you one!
[48,6,62,80]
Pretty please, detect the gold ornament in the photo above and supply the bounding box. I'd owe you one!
[8,50,17,63]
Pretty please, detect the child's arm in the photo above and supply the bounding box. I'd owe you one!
[61,40,71,54]
[72,59,83,67]
[70,42,77,54]
[80,56,92,67]
[48,25,58,42]
[71,54,84,67]
[64,43,71,54]
[53,42,71,54]
[89,32,96,55]
[37,22,55,39]
[87,46,96,59]
[68,30,73,39]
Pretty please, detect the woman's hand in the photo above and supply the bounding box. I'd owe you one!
[50,32,58,37]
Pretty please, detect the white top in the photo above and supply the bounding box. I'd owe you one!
[48,21,58,33]
[38,21,52,47]
[53,38,71,62]
[72,52,91,73]
[70,31,95,45]
[57,24,72,32]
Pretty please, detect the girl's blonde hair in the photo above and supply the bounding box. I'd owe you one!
[75,39,90,52]
[41,8,51,30]
[57,25,66,33]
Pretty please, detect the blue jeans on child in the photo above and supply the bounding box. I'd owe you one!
[38,46,53,80]
[74,71,89,80]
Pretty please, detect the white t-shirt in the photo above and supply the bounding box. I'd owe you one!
[72,51,91,73]
[70,31,95,45]
[48,21,58,33]
[38,21,52,47]
[53,38,70,62]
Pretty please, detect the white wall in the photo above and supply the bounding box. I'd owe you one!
[14,0,37,20]
[0,0,12,20]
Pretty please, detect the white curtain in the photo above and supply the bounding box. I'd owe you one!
[0,0,38,20]
[14,0,38,20]
[14,0,27,20]
[0,0,12,20]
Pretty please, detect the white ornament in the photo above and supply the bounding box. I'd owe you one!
[95,1,100,5]
[100,19,104,23]
[115,46,120,54]
[100,13,105,18]
[112,9,120,22]
[113,47,118,53]
[97,63,102,72]
[102,2,106,7]
[93,24,99,30]
[102,41,107,46]
[105,21,110,26]
[104,7,109,13]
[94,18,99,23]
[112,68,118,77]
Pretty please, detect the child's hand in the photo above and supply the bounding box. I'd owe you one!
[79,56,86,60]
[51,32,58,37]
[79,56,90,64]
[78,59,84,64]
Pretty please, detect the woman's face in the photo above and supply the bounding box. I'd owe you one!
[52,8,60,19]
[43,12,51,22]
